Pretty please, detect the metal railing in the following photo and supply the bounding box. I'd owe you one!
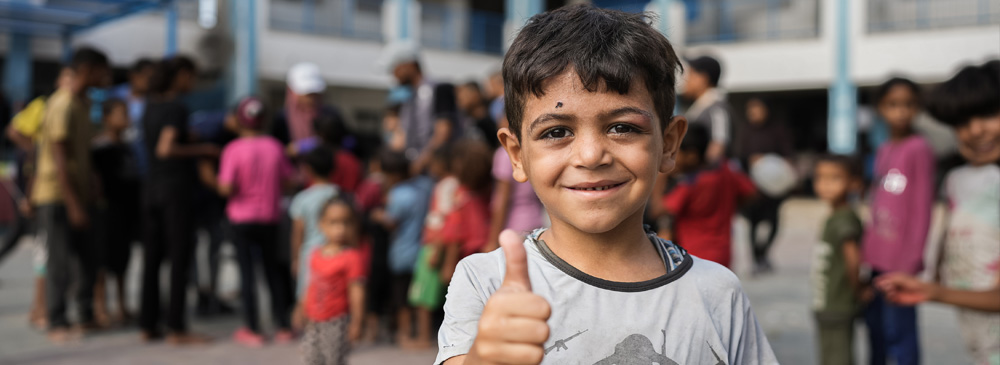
[868,0,999,33]
[268,0,384,41]
[685,0,820,44]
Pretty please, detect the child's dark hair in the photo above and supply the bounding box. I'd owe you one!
[300,144,336,177]
[816,154,862,178]
[926,60,1000,127]
[313,111,348,147]
[450,140,493,195]
[101,98,127,120]
[321,194,359,222]
[377,149,410,178]
[149,55,197,95]
[431,144,453,173]
[680,124,710,162]
[503,4,682,140]
[873,77,921,105]
[131,58,155,74]
[70,47,109,70]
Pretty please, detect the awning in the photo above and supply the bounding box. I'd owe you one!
[0,0,171,37]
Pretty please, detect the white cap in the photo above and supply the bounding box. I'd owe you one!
[287,62,326,95]
[379,41,421,72]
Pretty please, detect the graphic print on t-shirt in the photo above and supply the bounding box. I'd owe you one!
[544,328,728,365]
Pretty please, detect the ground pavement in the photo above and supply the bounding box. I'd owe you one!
[0,199,971,364]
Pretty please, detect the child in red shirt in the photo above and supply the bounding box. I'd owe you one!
[408,140,493,348]
[302,196,366,365]
[663,125,756,268]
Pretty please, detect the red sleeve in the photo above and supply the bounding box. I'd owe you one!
[662,184,691,216]
[347,250,366,282]
[732,169,756,199]
[462,196,490,254]
[439,201,464,245]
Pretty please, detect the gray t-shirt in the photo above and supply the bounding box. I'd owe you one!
[436,229,777,365]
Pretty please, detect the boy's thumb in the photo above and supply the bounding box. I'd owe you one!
[499,229,531,292]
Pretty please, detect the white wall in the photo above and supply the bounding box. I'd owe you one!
[686,0,1000,92]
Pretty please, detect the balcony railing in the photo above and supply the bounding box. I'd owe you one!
[269,0,384,41]
[868,0,999,33]
[685,0,820,44]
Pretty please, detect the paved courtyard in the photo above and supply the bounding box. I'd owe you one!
[0,199,971,364]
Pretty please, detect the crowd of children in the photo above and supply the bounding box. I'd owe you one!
[2,5,997,365]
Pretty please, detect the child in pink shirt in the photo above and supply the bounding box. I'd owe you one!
[863,78,935,365]
[217,97,296,346]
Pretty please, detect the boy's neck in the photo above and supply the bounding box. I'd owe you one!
[310,177,332,186]
[103,130,124,143]
[888,127,913,141]
[541,209,664,282]
[238,129,263,138]
[828,198,849,210]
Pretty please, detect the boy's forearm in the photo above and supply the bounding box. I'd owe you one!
[349,282,365,325]
[935,286,1000,312]
[290,220,305,274]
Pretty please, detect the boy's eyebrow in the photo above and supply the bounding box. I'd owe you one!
[527,113,574,135]
[601,106,654,121]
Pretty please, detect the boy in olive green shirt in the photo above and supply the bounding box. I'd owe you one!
[811,155,867,365]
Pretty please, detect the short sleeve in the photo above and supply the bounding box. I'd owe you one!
[729,288,779,364]
[492,148,514,182]
[217,144,238,186]
[732,170,756,199]
[708,106,730,144]
[43,101,71,142]
[435,259,489,364]
[831,214,863,247]
[347,250,366,282]
[289,190,308,219]
[386,187,416,222]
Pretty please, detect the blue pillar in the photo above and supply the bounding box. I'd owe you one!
[3,33,32,107]
[229,0,258,103]
[828,0,856,154]
[166,1,178,55]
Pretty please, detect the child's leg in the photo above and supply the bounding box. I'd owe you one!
[322,316,350,365]
[865,291,888,365]
[39,205,73,331]
[114,273,131,322]
[815,312,855,365]
[164,200,197,335]
[757,196,783,266]
[139,204,166,336]
[413,307,433,347]
[92,269,110,326]
[300,322,325,365]
[30,275,47,328]
[258,224,293,330]
[883,300,919,365]
[231,224,261,333]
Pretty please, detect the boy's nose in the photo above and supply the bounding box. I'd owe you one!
[571,133,612,170]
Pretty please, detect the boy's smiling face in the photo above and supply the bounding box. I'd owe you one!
[499,70,686,234]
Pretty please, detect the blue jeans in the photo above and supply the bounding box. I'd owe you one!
[865,273,920,365]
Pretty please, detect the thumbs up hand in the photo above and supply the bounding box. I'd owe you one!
[466,230,551,365]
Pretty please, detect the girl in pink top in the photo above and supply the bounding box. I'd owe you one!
[217,97,297,347]
[863,78,935,365]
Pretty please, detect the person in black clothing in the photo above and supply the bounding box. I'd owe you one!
[457,81,498,150]
[139,56,219,344]
[91,99,142,325]
[734,97,795,275]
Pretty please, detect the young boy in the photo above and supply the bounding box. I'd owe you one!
[923,60,1000,364]
[33,48,109,342]
[370,149,433,347]
[811,155,867,365]
[435,5,775,364]
[290,145,340,324]
[91,99,142,325]
[217,96,296,345]
[662,125,756,268]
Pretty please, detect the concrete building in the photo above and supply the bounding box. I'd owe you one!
[1,0,998,149]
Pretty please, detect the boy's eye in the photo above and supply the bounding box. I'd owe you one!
[609,124,638,134]
[541,127,571,139]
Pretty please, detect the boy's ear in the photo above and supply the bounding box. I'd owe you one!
[498,127,528,183]
[659,116,688,174]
